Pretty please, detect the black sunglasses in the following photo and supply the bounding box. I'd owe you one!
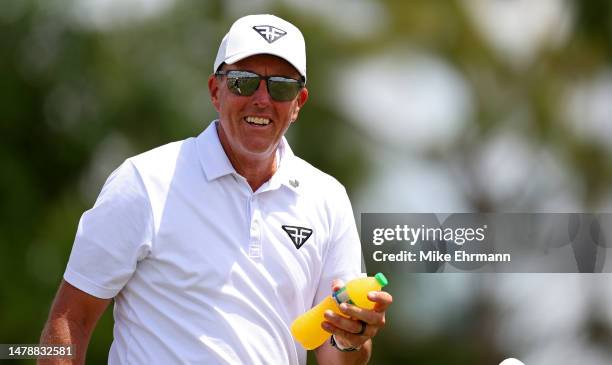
[215,70,304,102]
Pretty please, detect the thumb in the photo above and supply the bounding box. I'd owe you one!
[331,279,345,293]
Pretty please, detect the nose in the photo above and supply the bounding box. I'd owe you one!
[251,79,272,107]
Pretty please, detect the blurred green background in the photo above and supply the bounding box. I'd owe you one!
[1,0,611,364]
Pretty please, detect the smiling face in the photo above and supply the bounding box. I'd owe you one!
[208,54,308,170]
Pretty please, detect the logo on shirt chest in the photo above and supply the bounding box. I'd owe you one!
[282,225,313,249]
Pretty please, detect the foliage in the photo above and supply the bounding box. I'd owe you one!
[1,1,610,364]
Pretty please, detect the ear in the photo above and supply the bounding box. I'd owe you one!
[290,87,309,123]
[208,74,221,112]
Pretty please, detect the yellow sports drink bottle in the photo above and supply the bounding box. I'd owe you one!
[291,273,389,350]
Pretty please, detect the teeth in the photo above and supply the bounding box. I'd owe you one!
[246,116,270,125]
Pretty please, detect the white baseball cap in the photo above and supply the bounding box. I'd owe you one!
[214,14,307,80]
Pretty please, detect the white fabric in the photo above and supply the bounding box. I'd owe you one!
[64,121,362,365]
[214,14,307,79]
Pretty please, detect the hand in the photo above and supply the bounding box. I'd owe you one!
[321,279,393,350]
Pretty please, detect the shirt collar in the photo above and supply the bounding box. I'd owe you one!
[196,120,236,181]
[268,137,302,195]
[196,120,302,195]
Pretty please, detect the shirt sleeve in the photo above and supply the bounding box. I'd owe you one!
[64,160,154,299]
[313,185,364,306]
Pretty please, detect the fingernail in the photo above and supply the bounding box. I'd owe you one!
[324,310,333,319]
[339,303,348,311]
[368,292,376,300]
[322,322,331,330]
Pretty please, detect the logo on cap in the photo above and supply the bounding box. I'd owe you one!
[253,25,287,44]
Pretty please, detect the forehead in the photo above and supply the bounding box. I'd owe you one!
[223,54,300,78]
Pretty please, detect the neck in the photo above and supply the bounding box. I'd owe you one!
[228,150,278,192]
[216,125,279,192]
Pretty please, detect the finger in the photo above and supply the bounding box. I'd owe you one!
[368,291,393,312]
[321,321,367,348]
[337,303,381,325]
[331,279,344,293]
[324,310,364,334]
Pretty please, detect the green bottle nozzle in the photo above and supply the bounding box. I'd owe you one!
[374,273,388,287]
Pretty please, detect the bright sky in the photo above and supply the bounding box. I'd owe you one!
[70,0,175,30]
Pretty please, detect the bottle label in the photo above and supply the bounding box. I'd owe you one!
[332,287,354,305]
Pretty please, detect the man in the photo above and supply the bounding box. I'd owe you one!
[40,14,392,365]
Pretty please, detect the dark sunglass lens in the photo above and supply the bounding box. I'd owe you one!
[226,72,260,96]
[268,77,301,101]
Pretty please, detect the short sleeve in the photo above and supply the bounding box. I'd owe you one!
[64,160,154,299]
[313,186,364,306]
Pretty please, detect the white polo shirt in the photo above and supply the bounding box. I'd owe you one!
[64,121,362,365]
